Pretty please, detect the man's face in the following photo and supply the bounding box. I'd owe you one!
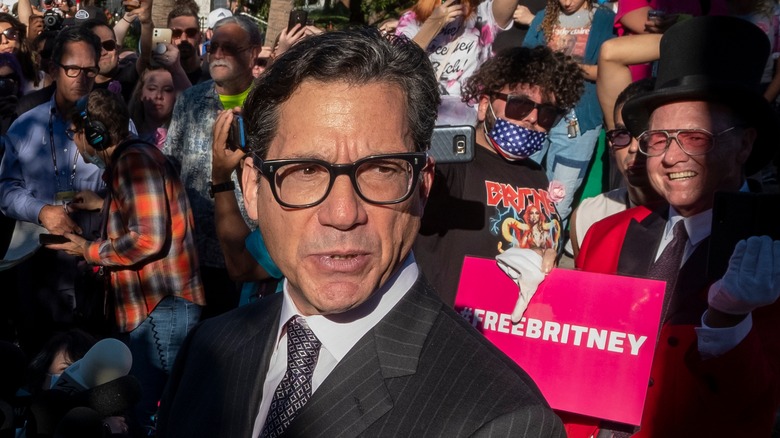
[208,23,254,85]
[646,101,753,216]
[242,80,434,316]
[168,16,200,61]
[612,104,650,188]
[53,41,97,107]
[478,83,554,134]
[92,25,118,75]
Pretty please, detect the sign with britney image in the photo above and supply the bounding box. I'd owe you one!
[454,256,665,426]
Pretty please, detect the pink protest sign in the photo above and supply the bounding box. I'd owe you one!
[454,256,665,426]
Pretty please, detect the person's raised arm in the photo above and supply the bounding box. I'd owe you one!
[596,33,661,129]
[132,0,154,75]
[491,0,521,28]
[411,0,464,50]
[212,109,271,282]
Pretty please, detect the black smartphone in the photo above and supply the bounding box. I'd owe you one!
[429,125,475,164]
[39,234,70,245]
[707,191,780,281]
[647,9,666,20]
[227,115,246,152]
[288,10,308,31]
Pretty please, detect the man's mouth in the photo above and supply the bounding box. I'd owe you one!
[669,171,697,180]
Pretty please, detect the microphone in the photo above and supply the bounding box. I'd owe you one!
[52,338,132,396]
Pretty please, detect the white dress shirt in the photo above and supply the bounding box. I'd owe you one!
[252,255,419,437]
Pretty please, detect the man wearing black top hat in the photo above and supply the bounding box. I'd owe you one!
[567,16,780,438]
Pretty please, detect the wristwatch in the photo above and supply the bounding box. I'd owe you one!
[209,181,235,198]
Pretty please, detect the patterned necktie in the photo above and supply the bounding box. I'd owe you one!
[261,316,322,438]
[647,220,689,322]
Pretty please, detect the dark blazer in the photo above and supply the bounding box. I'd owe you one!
[158,276,565,437]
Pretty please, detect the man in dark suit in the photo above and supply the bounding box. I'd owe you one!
[157,28,564,438]
[564,16,780,438]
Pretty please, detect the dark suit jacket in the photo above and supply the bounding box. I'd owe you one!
[158,276,565,437]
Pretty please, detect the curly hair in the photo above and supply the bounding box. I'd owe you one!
[540,0,594,42]
[461,45,584,110]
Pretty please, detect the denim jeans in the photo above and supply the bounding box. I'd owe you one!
[126,295,201,435]
[530,109,602,223]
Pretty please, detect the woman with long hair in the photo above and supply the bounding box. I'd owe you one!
[395,0,521,125]
[0,13,47,93]
[522,0,615,225]
[128,67,179,148]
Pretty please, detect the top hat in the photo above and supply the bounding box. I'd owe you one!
[622,15,778,175]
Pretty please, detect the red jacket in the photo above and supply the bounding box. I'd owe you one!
[564,206,780,438]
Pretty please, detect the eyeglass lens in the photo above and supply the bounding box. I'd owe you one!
[264,155,423,208]
[639,130,718,156]
[208,41,243,56]
[606,129,632,148]
[101,40,117,51]
[1,28,19,41]
[499,94,562,131]
[171,28,199,38]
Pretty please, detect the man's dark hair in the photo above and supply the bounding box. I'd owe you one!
[615,78,655,119]
[461,45,584,111]
[244,28,439,159]
[80,18,116,40]
[72,89,130,145]
[166,2,200,27]
[50,25,101,66]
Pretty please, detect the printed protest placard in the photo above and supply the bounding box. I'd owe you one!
[454,256,665,425]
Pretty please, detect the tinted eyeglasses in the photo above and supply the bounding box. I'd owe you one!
[494,93,565,131]
[55,62,99,78]
[207,41,248,57]
[252,152,428,208]
[605,128,633,149]
[1,28,19,41]
[637,127,736,157]
[171,27,199,39]
[101,39,117,52]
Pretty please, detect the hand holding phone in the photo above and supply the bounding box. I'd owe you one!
[288,10,308,32]
[40,234,71,245]
[227,115,246,152]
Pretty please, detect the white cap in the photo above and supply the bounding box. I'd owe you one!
[207,8,232,29]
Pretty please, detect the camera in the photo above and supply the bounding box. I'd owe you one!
[43,9,64,32]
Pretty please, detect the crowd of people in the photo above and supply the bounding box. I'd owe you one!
[0,0,779,436]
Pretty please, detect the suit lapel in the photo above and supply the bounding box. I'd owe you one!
[617,208,667,277]
[668,236,711,324]
[286,278,441,438]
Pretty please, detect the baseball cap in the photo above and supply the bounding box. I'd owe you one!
[207,8,232,29]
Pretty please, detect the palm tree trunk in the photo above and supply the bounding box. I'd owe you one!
[265,0,294,49]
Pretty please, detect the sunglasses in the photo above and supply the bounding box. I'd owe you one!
[171,27,199,39]
[208,41,248,57]
[494,93,565,131]
[101,39,117,52]
[1,28,19,41]
[605,128,632,149]
[637,127,736,157]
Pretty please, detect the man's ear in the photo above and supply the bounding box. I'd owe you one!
[242,156,259,221]
[418,155,435,207]
[736,126,756,165]
[477,94,491,123]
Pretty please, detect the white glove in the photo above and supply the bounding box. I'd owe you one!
[496,248,546,323]
[708,236,780,315]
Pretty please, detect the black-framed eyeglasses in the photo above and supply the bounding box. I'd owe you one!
[252,152,428,208]
[54,62,99,78]
[605,128,633,149]
[637,127,737,157]
[65,127,81,140]
[208,41,248,57]
[1,28,19,41]
[101,39,117,52]
[171,27,199,39]
[494,92,565,131]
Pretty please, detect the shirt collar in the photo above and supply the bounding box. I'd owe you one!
[277,254,418,361]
